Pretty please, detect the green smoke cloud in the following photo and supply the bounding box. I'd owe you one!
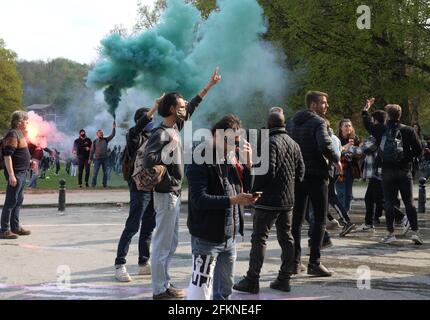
[87,0,288,123]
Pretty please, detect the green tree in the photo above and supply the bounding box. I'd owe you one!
[0,39,23,132]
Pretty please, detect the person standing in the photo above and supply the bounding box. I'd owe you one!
[233,112,304,294]
[186,114,257,300]
[114,96,162,282]
[143,68,221,300]
[89,122,116,188]
[363,98,423,244]
[0,111,32,239]
[287,91,341,277]
[73,129,92,188]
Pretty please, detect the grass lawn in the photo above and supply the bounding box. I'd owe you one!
[0,163,128,191]
[0,163,189,191]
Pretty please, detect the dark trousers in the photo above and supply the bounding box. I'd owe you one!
[306,204,331,243]
[55,161,60,174]
[1,170,27,233]
[78,157,90,185]
[328,175,350,222]
[382,167,418,233]
[115,190,156,266]
[292,177,328,266]
[246,209,294,281]
[365,178,384,225]
[92,158,108,187]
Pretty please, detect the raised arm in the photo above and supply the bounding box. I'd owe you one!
[106,122,116,142]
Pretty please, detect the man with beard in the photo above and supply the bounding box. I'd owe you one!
[73,129,92,188]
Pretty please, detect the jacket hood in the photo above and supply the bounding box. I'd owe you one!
[292,110,317,126]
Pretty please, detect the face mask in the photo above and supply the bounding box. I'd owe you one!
[176,108,187,122]
[144,122,154,131]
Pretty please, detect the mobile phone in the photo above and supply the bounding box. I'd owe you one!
[252,191,263,197]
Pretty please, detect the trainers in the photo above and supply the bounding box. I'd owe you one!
[321,238,333,250]
[380,233,397,244]
[307,263,333,277]
[411,231,423,245]
[374,217,381,225]
[0,230,19,239]
[327,219,341,230]
[115,265,132,282]
[12,228,31,236]
[138,263,151,275]
[292,263,306,275]
[233,277,259,294]
[270,278,291,292]
[166,286,185,299]
[402,220,411,236]
[356,224,375,232]
[339,222,356,237]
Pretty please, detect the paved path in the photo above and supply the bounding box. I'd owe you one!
[0,185,428,207]
[0,206,429,300]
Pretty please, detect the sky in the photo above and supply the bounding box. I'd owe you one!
[0,0,155,64]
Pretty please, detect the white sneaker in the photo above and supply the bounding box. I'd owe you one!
[402,220,411,236]
[357,224,375,232]
[380,234,397,244]
[115,265,132,282]
[138,263,151,275]
[327,219,341,230]
[401,216,408,227]
[411,231,423,245]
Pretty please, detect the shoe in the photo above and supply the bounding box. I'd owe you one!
[156,286,185,299]
[321,239,333,250]
[0,230,19,239]
[339,222,356,237]
[374,217,381,225]
[233,277,259,294]
[402,220,411,236]
[138,263,151,275]
[411,231,423,245]
[115,265,132,282]
[85,183,89,188]
[338,219,346,227]
[79,184,82,188]
[307,263,333,277]
[401,216,408,227]
[356,224,375,232]
[292,263,306,275]
[12,228,31,236]
[270,278,291,292]
[380,233,397,244]
[326,219,341,230]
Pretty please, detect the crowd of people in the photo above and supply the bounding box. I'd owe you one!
[0,67,428,300]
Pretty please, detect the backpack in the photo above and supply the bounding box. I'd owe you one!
[121,132,144,181]
[132,128,167,192]
[379,124,405,164]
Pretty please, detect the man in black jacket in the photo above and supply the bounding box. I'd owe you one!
[143,68,221,300]
[363,98,423,245]
[186,114,258,300]
[287,91,341,277]
[234,112,304,294]
[73,130,92,188]
[114,96,161,282]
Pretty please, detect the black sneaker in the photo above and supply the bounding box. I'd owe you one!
[233,277,259,294]
[270,278,291,292]
[339,222,356,237]
[85,183,89,187]
[321,238,333,250]
[307,263,333,277]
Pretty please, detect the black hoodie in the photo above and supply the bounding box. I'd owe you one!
[286,110,339,179]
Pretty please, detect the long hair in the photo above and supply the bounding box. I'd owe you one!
[337,118,356,140]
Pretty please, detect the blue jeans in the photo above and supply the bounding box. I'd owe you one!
[336,168,354,212]
[91,158,108,187]
[115,190,156,266]
[187,236,236,300]
[1,170,27,232]
[151,192,181,295]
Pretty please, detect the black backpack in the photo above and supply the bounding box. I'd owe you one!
[121,132,145,181]
[379,124,405,164]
